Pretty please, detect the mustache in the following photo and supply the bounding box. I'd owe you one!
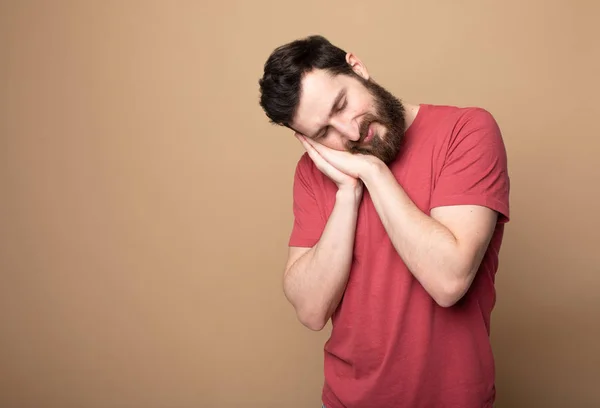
[349,114,378,148]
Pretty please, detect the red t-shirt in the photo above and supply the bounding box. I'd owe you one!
[288,104,510,408]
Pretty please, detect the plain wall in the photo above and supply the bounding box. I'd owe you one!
[1,1,599,407]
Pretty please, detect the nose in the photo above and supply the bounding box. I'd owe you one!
[330,116,360,142]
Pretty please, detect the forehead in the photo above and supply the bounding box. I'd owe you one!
[291,70,350,134]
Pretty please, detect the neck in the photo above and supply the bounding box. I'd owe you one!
[401,102,421,130]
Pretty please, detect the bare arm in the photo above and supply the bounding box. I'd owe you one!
[296,109,509,308]
[361,161,497,307]
[283,187,361,331]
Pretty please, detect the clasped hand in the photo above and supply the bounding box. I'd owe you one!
[295,133,380,193]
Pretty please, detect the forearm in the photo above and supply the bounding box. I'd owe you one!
[361,162,467,306]
[284,188,360,330]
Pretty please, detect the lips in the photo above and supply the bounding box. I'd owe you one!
[363,124,374,143]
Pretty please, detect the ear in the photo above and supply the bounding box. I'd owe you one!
[346,52,370,80]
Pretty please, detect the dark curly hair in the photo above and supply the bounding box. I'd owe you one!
[258,35,356,128]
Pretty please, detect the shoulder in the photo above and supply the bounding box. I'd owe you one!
[456,106,501,132]
[294,152,316,180]
[296,151,313,170]
[424,104,499,128]
[413,104,502,144]
[292,152,326,192]
[413,105,505,157]
[427,104,504,146]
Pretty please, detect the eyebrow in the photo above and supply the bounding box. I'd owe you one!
[310,88,346,139]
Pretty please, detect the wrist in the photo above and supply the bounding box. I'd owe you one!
[336,185,362,206]
[359,156,386,185]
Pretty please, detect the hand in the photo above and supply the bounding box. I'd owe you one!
[296,133,363,197]
[298,134,379,179]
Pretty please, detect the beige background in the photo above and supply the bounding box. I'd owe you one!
[1,1,599,407]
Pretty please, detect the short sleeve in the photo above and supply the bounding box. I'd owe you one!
[288,154,327,247]
[430,108,510,223]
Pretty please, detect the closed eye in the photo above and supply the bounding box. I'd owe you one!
[316,126,329,139]
[310,90,347,139]
[316,99,346,139]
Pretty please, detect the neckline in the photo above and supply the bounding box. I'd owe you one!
[405,103,427,138]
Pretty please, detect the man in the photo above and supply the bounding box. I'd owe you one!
[258,35,510,408]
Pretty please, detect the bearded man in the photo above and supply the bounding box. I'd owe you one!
[258,35,510,408]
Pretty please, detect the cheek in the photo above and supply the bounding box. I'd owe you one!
[321,138,347,151]
[374,122,388,135]
[352,98,376,119]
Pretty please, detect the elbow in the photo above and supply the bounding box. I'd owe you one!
[283,281,329,331]
[433,275,472,308]
[434,293,462,308]
[296,307,329,331]
[302,319,328,332]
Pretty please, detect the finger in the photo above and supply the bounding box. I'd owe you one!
[296,134,317,153]
[296,136,320,160]
[299,136,325,159]
[303,137,337,160]
[297,134,313,152]
[302,136,321,150]
[300,138,348,178]
[300,136,328,157]
[301,137,326,164]
[296,135,307,151]
[306,141,342,167]
[298,136,354,178]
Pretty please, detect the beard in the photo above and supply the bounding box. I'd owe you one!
[346,78,406,165]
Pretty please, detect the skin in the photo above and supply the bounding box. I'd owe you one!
[283,53,498,331]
